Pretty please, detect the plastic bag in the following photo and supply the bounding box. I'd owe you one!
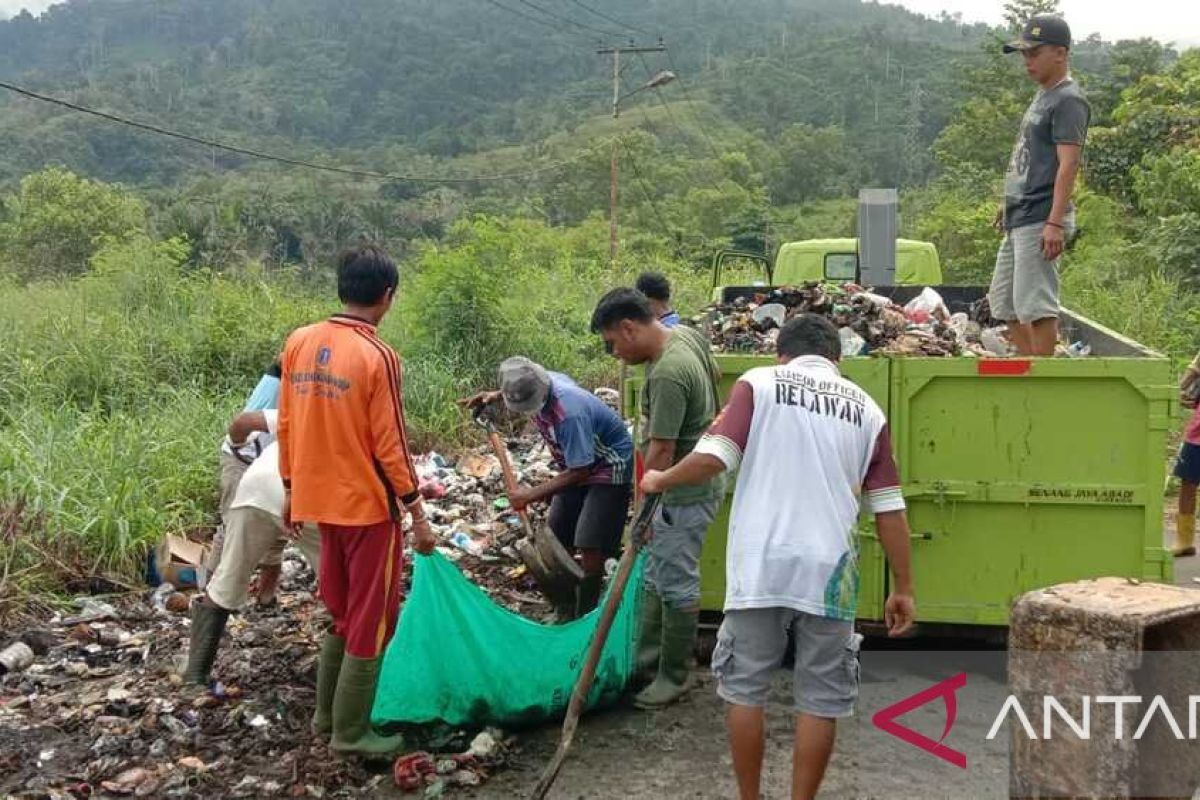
[373,551,644,727]
[980,327,1011,356]
[903,287,950,322]
[839,327,866,357]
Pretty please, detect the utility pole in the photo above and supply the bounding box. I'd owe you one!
[597,43,667,265]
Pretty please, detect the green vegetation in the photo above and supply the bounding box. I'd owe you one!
[0,0,1197,601]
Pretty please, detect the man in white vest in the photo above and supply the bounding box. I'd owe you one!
[641,313,916,800]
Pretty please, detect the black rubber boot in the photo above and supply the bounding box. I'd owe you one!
[183,598,230,685]
[576,574,604,616]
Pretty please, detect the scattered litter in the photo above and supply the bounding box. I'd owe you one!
[593,387,620,413]
[449,530,484,557]
[458,453,500,480]
[147,534,210,589]
[1064,341,1092,358]
[392,727,512,793]
[0,641,35,675]
[1,435,546,798]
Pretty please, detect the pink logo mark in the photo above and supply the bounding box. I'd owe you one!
[871,672,968,769]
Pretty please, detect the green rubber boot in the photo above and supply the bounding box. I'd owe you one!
[183,598,230,685]
[329,654,406,758]
[633,586,663,687]
[311,633,345,736]
[634,605,698,709]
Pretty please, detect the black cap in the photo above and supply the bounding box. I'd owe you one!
[1003,15,1071,53]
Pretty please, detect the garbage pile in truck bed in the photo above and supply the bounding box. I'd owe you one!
[0,434,557,799]
[692,282,1090,358]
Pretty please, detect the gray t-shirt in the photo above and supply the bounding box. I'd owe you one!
[1003,78,1090,230]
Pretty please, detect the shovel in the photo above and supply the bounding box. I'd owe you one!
[530,493,661,800]
[473,412,583,608]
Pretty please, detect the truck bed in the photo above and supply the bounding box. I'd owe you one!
[635,285,1174,628]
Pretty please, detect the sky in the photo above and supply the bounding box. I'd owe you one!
[889,0,1200,48]
[1,0,1197,47]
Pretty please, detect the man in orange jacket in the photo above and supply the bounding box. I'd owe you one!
[277,245,435,757]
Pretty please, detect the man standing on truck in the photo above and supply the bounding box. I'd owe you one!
[989,14,1090,357]
[590,287,724,709]
[461,357,634,619]
[636,271,681,328]
[278,245,436,757]
[640,314,916,800]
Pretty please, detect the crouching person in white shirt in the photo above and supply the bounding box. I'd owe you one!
[641,313,916,800]
[184,440,321,687]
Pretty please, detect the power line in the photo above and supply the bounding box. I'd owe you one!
[662,46,725,161]
[476,0,589,38]
[567,0,655,37]
[510,0,622,37]
[637,51,723,164]
[621,73,724,196]
[620,139,674,241]
[0,79,607,184]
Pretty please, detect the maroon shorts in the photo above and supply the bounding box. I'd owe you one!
[317,520,404,658]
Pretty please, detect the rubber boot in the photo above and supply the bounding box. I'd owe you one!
[183,598,230,685]
[329,654,406,758]
[311,633,345,736]
[634,605,698,709]
[1174,513,1196,557]
[552,588,579,624]
[254,563,282,607]
[633,587,663,687]
[577,574,604,617]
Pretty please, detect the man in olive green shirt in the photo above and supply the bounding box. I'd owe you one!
[591,287,723,708]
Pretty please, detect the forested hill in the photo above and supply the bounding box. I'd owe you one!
[0,0,1002,186]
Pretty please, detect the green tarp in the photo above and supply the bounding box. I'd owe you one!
[372,551,644,728]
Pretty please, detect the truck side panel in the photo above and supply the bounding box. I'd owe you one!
[890,356,1173,625]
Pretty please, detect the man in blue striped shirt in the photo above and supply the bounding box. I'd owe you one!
[468,357,633,619]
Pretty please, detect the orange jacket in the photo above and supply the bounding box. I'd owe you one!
[278,314,418,526]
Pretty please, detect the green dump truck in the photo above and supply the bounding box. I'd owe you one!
[627,284,1174,632]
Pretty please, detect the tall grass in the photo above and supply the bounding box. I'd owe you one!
[0,217,710,600]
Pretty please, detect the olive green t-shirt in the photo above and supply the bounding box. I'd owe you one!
[641,326,726,505]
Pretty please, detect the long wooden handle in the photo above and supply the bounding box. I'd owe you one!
[530,496,661,799]
[486,429,536,537]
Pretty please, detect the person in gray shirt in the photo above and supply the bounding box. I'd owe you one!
[989,14,1090,356]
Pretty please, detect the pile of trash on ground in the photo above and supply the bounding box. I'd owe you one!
[692,283,1092,358]
[0,435,556,799]
[414,434,561,621]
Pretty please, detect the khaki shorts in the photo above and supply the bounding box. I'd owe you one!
[988,215,1075,325]
[206,506,320,611]
[712,608,861,718]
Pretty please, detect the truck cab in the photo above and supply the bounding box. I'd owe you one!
[711,238,942,299]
